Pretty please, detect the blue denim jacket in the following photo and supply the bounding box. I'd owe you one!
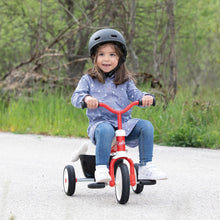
[71,74,151,147]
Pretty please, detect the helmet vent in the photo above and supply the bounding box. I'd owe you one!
[111,34,117,38]
[95,37,101,41]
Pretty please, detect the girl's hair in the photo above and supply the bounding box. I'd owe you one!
[86,43,135,85]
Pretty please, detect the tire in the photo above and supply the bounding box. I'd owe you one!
[132,163,144,194]
[63,165,76,196]
[115,163,130,204]
[113,159,123,175]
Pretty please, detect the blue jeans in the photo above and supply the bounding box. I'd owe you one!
[94,120,154,166]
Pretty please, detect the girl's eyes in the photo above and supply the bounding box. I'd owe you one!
[98,53,116,56]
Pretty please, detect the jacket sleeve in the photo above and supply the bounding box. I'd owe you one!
[71,75,90,108]
[126,79,153,102]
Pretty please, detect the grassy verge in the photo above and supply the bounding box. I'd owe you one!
[133,89,220,149]
[0,91,88,137]
[0,88,219,149]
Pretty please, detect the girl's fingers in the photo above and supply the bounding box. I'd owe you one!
[142,96,153,106]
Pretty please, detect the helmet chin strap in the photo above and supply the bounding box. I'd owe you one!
[106,57,126,78]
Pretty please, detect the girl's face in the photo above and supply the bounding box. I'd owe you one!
[96,44,119,73]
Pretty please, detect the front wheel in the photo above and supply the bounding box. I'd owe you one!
[63,165,76,196]
[115,163,130,204]
[132,163,144,194]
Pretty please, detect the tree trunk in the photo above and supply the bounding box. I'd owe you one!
[166,0,177,98]
[64,0,87,77]
[127,0,139,73]
[152,2,169,82]
[153,4,162,80]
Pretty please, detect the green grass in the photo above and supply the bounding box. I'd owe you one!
[0,91,88,137]
[0,88,219,149]
[132,88,220,149]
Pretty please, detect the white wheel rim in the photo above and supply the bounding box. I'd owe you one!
[63,168,69,192]
[115,168,122,200]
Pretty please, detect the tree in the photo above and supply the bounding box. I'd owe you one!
[57,0,140,75]
[166,0,177,98]
[151,2,169,81]
[0,0,219,92]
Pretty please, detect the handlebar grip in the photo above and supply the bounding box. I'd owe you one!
[138,100,142,106]
[81,101,87,109]
[81,101,100,109]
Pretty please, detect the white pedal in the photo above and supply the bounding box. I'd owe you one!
[71,142,89,162]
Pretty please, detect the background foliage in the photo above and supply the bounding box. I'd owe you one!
[0,88,219,149]
[0,0,219,87]
[0,0,219,148]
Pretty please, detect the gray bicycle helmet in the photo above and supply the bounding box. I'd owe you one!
[88,28,127,59]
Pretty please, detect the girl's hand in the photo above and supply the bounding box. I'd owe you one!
[84,96,98,109]
[142,95,154,107]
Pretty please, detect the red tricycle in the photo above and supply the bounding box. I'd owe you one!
[63,100,156,204]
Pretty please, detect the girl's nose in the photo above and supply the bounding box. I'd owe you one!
[103,55,109,60]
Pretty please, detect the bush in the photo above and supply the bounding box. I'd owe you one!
[132,88,220,149]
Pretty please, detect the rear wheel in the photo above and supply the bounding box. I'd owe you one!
[63,165,76,196]
[132,163,144,194]
[115,163,130,204]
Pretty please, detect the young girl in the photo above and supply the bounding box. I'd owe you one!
[71,28,167,183]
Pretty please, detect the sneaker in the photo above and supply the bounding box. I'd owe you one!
[138,162,167,180]
[71,142,88,162]
[95,165,111,183]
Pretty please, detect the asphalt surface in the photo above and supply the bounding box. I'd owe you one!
[0,132,220,220]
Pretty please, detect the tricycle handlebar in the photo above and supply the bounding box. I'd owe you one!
[81,98,156,110]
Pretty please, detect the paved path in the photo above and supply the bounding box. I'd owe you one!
[0,132,220,220]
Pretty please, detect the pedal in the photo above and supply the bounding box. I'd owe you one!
[138,179,156,185]
[88,182,106,189]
